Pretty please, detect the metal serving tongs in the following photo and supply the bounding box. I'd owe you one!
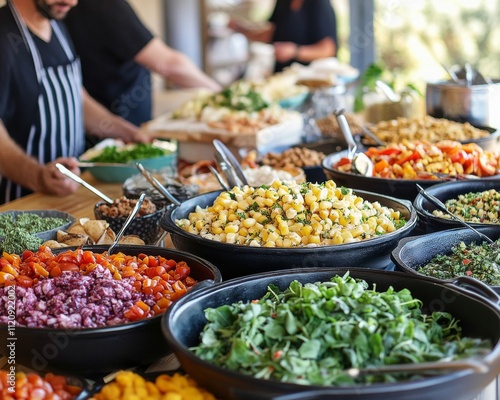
[55,163,113,204]
[416,184,496,246]
[135,162,181,206]
[213,139,249,188]
[107,193,146,254]
[207,165,230,191]
[334,109,374,176]
[345,357,489,378]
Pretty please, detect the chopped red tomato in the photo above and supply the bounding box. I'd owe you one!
[395,150,421,165]
[335,157,351,167]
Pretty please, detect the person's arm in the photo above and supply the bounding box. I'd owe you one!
[274,36,336,64]
[82,89,151,142]
[134,38,221,91]
[227,19,275,43]
[0,121,81,196]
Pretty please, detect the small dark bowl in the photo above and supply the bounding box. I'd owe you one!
[0,245,221,375]
[94,200,165,244]
[162,267,500,400]
[391,226,500,293]
[294,139,346,183]
[413,178,500,233]
[122,173,199,208]
[160,189,417,280]
[302,165,327,183]
[321,150,442,202]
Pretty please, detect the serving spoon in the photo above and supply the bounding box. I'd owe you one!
[334,109,374,176]
[416,184,496,246]
[345,357,488,378]
[375,80,400,103]
[55,163,114,204]
[107,192,146,254]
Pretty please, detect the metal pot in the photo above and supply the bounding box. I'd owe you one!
[426,80,500,130]
[160,190,417,280]
[0,245,221,375]
[413,178,500,233]
[391,226,500,293]
[162,267,500,400]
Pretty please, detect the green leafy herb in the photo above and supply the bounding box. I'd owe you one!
[0,213,67,236]
[89,143,169,163]
[192,273,489,386]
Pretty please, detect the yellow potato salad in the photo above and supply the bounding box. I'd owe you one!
[176,180,405,247]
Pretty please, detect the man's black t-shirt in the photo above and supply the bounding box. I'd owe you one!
[65,0,154,125]
[270,0,338,72]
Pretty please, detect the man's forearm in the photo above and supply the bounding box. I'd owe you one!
[135,38,221,91]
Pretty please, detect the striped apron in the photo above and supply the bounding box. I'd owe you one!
[0,1,85,203]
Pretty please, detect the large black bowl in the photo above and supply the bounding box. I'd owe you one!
[162,267,500,400]
[160,189,417,280]
[413,178,500,233]
[0,245,221,375]
[391,226,500,293]
[321,150,444,202]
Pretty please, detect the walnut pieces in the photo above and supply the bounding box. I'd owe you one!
[96,196,157,218]
[261,147,326,169]
[316,112,365,137]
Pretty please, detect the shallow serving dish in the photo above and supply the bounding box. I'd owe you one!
[162,267,500,400]
[79,139,177,183]
[0,245,221,375]
[391,226,500,293]
[0,209,75,241]
[278,91,309,109]
[122,171,199,207]
[160,189,417,280]
[413,178,500,233]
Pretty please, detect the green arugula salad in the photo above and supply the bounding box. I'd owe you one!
[192,273,490,385]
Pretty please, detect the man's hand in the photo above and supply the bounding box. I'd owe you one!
[274,41,298,62]
[38,157,81,196]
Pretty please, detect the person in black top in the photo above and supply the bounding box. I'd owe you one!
[64,0,221,126]
[230,0,338,72]
[0,0,149,204]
